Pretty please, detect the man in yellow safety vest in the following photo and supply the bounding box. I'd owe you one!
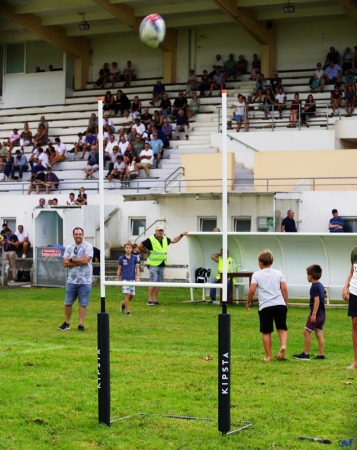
[138,225,188,305]
[210,249,236,303]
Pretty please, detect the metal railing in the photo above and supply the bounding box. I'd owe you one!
[218,102,342,132]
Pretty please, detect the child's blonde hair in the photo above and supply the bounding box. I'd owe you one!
[124,241,133,248]
[258,249,274,266]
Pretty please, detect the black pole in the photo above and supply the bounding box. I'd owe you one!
[218,311,230,434]
[98,305,110,425]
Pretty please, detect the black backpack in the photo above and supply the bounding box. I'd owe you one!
[195,267,211,283]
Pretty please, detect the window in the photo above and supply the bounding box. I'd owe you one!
[1,218,16,233]
[199,218,217,232]
[342,218,357,233]
[257,217,274,232]
[233,218,251,232]
[130,218,146,236]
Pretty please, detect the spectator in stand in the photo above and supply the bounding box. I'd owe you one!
[320,61,342,92]
[174,109,190,141]
[231,94,249,132]
[252,73,267,103]
[130,96,142,119]
[140,107,152,129]
[151,125,169,150]
[75,187,87,205]
[344,69,356,94]
[309,63,324,91]
[87,113,98,135]
[208,54,225,80]
[105,134,119,160]
[106,146,120,178]
[15,225,31,258]
[324,46,340,69]
[263,88,277,119]
[20,123,32,152]
[4,129,20,152]
[250,54,261,80]
[46,141,56,166]
[275,87,287,119]
[114,89,131,117]
[132,133,144,156]
[345,85,356,117]
[27,173,46,195]
[328,209,344,232]
[281,209,297,232]
[127,127,137,145]
[151,110,163,130]
[51,137,67,166]
[38,115,49,135]
[1,227,19,282]
[142,124,153,143]
[109,62,121,88]
[209,68,225,97]
[234,55,248,81]
[66,192,76,205]
[150,132,164,168]
[136,142,154,177]
[199,70,211,97]
[122,61,136,87]
[31,147,49,173]
[119,109,134,131]
[288,93,302,128]
[269,71,282,95]
[2,151,13,181]
[187,92,200,119]
[301,94,317,127]
[93,63,110,88]
[83,145,99,179]
[117,127,128,141]
[80,131,97,160]
[330,85,343,116]
[122,154,138,187]
[108,154,126,188]
[103,114,115,133]
[123,143,137,162]
[133,118,145,136]
[186,69,199,97]
[160,92,172,120]
[72,133,86,159]
[353,45,357,74]
[35,166,59,195]
[170,91,187,121]
[342,47,353,74]
[103,91,116,117]
[33,123,48,148]
[10,149,28,181]
[118,135,130,156]
[150,80,165,106]
[28,144,41,169]
[162,119,173,142]
[224,54,237,79]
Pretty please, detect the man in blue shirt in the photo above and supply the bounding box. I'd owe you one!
[149,133,164,169]
[328,208,344,233]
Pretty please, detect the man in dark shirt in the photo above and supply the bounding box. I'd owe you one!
[160,93,172,119]
[170,91,187,120]
[328,208,344,233]
[281,209,297,232]
[138,226,188,306]
[140,108,152,129]
[175,110,190,140]
[1,227,19,282]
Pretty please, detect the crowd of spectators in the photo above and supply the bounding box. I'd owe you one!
[2,49,357,191]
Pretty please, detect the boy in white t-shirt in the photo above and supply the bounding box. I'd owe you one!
[247,249,289,362]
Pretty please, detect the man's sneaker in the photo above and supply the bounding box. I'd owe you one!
[293,352,310,360]
[126,312,132,316]
[315,354,326,360]
[153,301,161,305]
[78,324,85,331]
[22,254,26,259]
[147,301,155,306]
[120,301,125,313]
[58,322,70,331]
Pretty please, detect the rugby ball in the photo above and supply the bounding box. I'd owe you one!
[139,14,166,49]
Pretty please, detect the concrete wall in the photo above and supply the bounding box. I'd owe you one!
[254,149,357,192]
[182,153,235,192]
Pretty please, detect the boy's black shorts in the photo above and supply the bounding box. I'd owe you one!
[348,292,357,317]
[259,304,288,334]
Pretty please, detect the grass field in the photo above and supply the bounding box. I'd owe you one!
[0,285,356,450]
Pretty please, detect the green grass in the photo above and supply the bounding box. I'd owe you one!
[0,286,356,449]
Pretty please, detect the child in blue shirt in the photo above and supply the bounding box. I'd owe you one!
[116,242,140,316]
[293,265,326,360]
